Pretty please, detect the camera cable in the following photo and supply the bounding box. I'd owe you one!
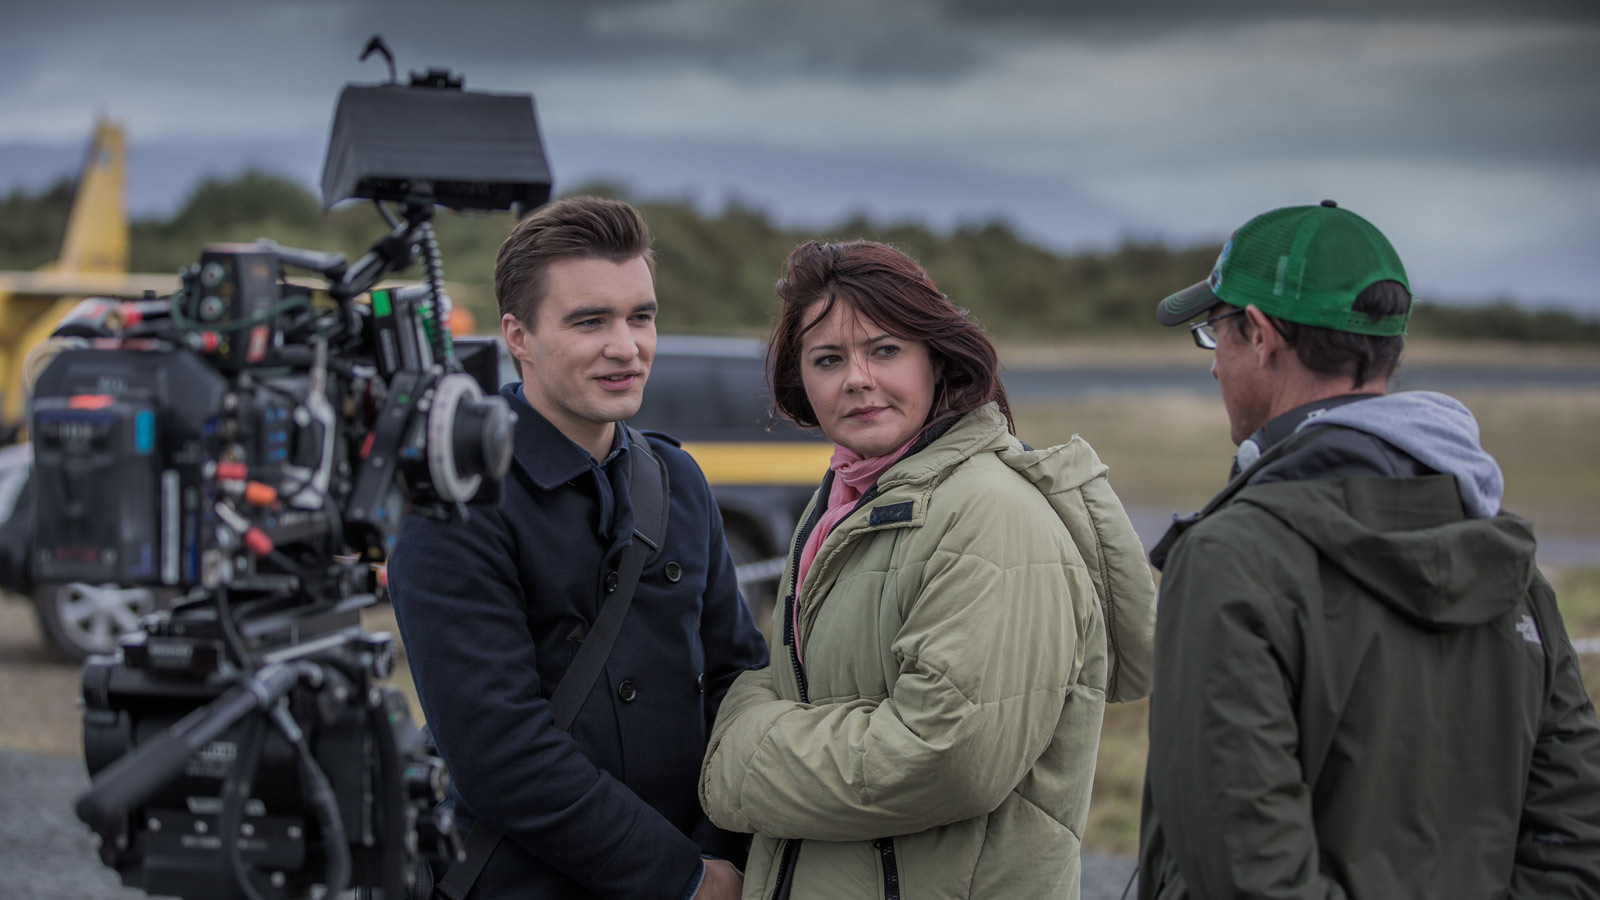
[417,221,460,371]
[218,713,273,900]
[275,699,352,900]
[214,585,253,671]
[211,681,354,900]
[215,585,352,899]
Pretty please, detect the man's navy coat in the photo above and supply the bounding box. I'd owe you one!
[389,384,769,899]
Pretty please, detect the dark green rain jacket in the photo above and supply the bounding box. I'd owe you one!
[1138,432,1600,899]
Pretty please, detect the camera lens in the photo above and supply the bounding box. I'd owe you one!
[451,392,513,484]
[476,399,515,480]
[424,374,515,503]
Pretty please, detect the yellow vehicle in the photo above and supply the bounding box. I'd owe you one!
[0,119,181,445]
[0,121,152,656]
[0,119,190,660]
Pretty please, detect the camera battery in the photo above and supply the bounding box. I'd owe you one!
[32,395,164,585]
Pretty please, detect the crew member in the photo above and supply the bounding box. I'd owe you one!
[1138,201,1600,899]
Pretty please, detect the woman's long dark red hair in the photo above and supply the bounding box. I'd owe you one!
[767,240,1012,433]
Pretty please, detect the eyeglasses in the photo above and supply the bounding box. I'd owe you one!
[1189,308,1246,350]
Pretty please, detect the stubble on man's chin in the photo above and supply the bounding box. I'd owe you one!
[600,391,646,425]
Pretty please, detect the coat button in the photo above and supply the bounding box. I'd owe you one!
[695,672,706,693]
[617,680,637,702]
[664,561,682,583]
[604,571,619,592]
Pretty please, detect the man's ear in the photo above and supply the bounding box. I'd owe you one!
[501,313,529,380]
[1243,305,1283,366]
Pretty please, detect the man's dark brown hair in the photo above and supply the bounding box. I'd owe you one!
[494,195,656,327]
[1237,280,1412,387]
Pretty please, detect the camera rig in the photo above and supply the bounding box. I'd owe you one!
[31,46,551,900]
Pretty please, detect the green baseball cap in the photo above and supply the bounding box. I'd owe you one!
[1156,200,1411,335]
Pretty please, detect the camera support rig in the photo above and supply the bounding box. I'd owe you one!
[75,599,450,900]
[35,47,553,900]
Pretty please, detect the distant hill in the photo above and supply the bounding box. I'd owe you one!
[3,171,1596,342]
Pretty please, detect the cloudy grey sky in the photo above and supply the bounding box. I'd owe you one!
[2,0,1597,311]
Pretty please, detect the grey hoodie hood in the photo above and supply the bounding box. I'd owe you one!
[1294,391,1504,518]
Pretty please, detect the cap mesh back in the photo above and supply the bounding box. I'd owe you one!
[1215,206,1409,334]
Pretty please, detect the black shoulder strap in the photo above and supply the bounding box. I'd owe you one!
[621,426,670,560]
[436,426,669,900]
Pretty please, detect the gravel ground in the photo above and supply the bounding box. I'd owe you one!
[3,747,1137,899]
[2,748,148,900]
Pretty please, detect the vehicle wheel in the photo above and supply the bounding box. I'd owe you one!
[724,528,780,635]
[31,582,169,663]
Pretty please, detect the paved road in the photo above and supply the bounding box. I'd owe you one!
[1001,361,1600,400]
[1,747,1139,899]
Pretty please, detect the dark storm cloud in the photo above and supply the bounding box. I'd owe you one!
[350,0,986,83]
[1381,42,1600,169]
[4,3,1595,175]
[2,1,1596,307]
[326,2,664,74]
[5,1,1594,106]
[1067,30,1600,172]
[940,0,1600,24]
[390,0,1600,178]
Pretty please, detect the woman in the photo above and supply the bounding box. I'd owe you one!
[700,240,1156,899]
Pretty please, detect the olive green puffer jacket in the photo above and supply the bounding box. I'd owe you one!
[700,404,1156,899]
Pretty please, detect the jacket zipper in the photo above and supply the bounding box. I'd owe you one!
[873,838,901,900]
[769,480,829,900]
[784,478,827,705]
[768,838,801,900]
[773,478,885,900]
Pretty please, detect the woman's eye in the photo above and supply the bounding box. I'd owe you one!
[814,354,840,368]
[874,345,899,358]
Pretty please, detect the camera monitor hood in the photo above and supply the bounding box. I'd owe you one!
[320,73,553,213]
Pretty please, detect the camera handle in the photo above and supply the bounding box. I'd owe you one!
[74,662,304,829]
[331,204,435,303]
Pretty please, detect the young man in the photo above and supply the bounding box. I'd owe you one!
[1138,201,1600,899]
[389,196,767,900]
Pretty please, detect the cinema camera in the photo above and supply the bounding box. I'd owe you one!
[31,49,551,900]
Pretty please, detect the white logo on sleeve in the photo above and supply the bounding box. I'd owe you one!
[1515,614,1542,646]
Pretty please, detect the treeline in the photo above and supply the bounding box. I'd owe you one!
[3,171,1597,342]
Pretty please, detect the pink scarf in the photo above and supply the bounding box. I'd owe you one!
[791,433,920,664]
